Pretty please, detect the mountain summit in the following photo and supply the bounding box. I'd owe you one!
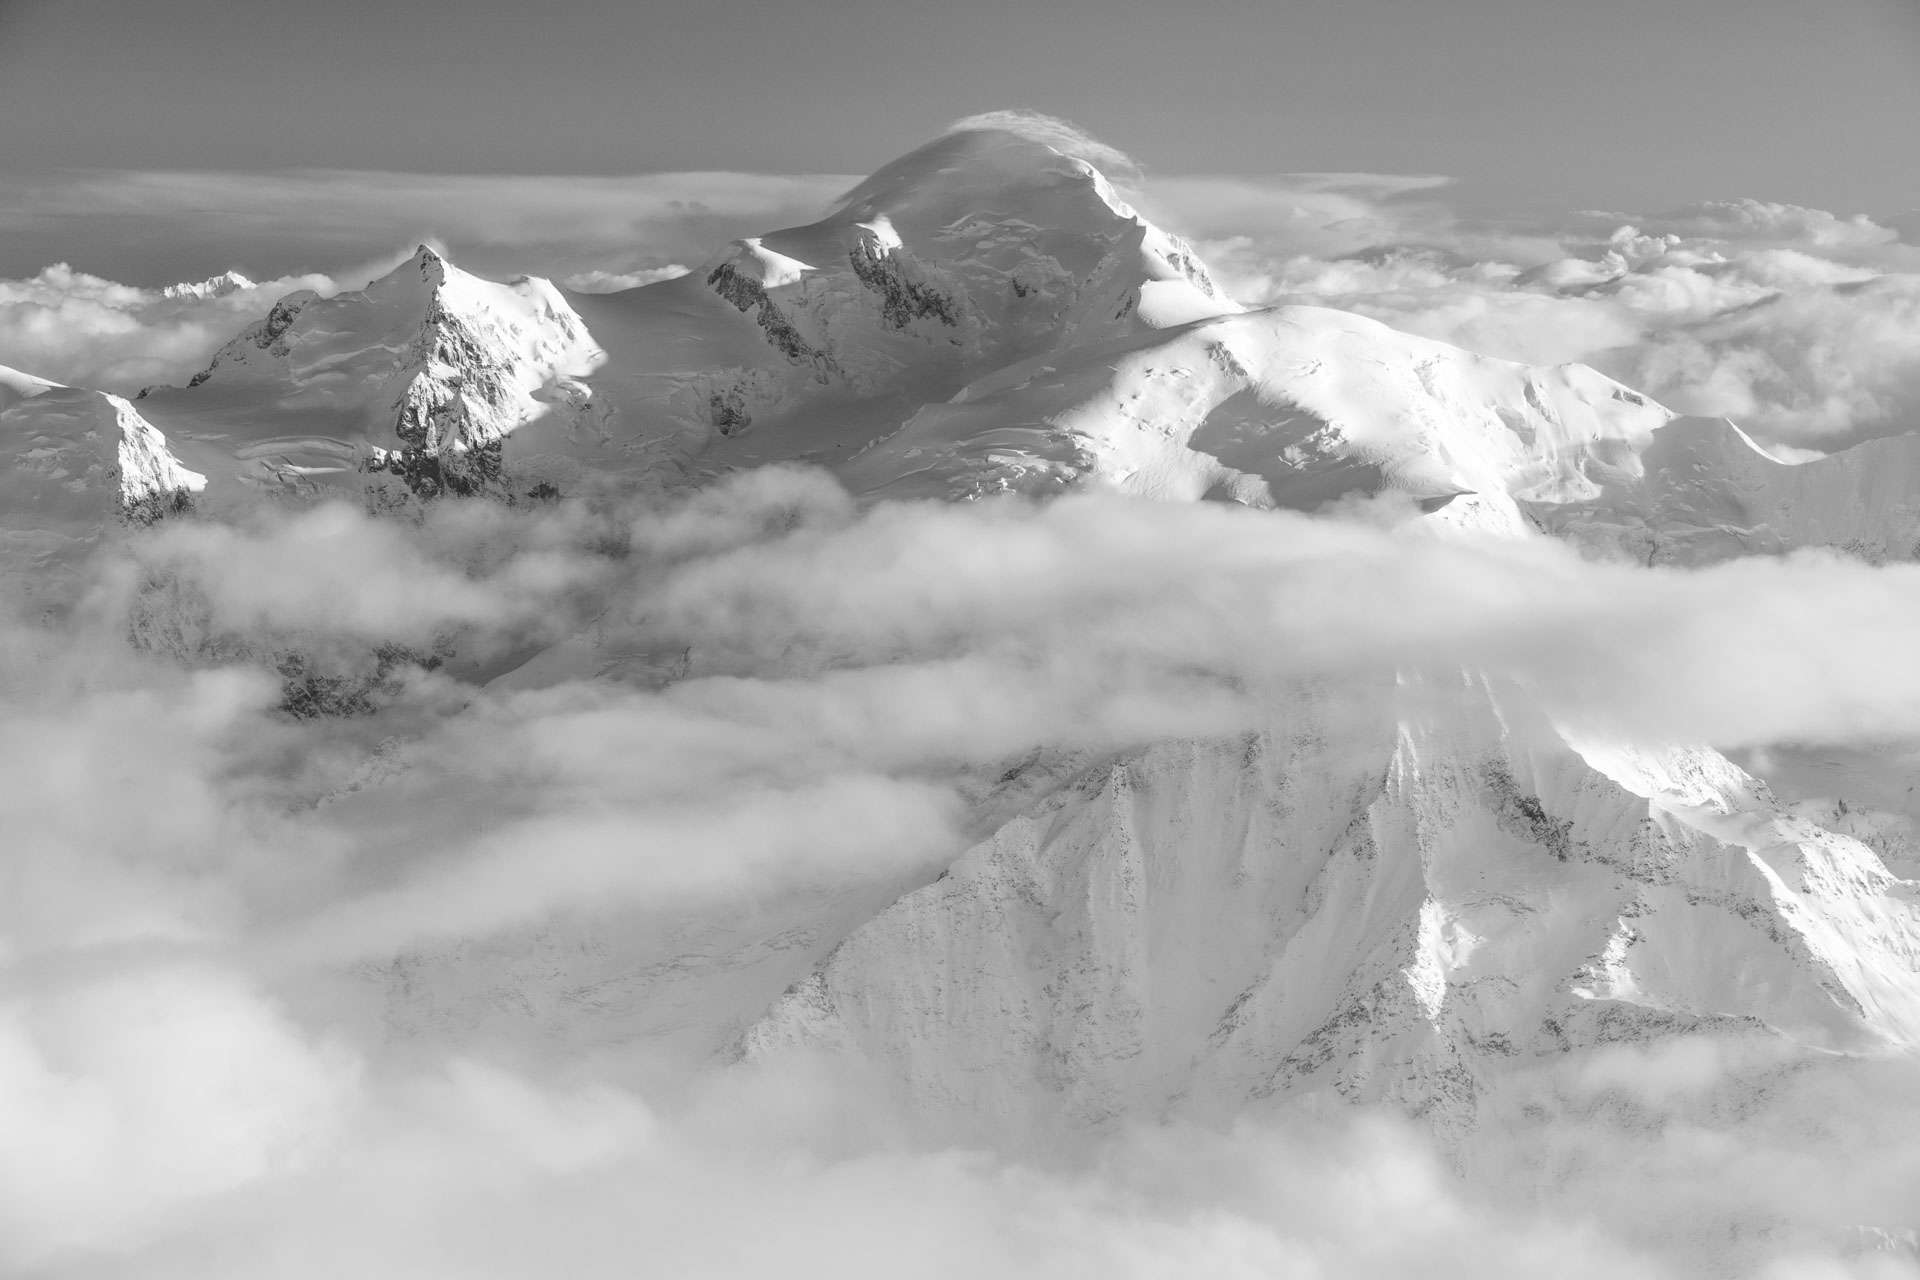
[141,244,602,500]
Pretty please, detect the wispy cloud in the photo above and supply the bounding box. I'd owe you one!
[1184,178,1920,449]
[0,261,345,391]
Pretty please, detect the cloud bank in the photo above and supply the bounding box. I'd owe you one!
[1161,177,1920,450]
[4,472,1920,1275]
[0,262,343,393]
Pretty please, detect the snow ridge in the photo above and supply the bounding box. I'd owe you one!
[161,270,256,301]
[744,681,1920,1133]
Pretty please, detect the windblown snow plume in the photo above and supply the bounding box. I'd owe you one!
[939,110,1145,185]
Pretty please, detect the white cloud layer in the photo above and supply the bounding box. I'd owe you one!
[560,265,691,293]
[0,262,342,393]
[5,473,1920,1275]
[1179,181,1920,450]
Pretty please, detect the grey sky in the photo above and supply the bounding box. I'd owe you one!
[3,0,1917,213]
[2,0,1918,289]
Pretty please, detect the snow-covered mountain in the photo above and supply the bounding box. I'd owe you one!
[1535,414,1920,565]
[0,362,205,607]
[685,125,1231,402]
[0,363,204,515]
[742,678,1920,1134]
[159,269,256,301]
[119,124,1886,548]
[124,128,1238,507]
[842,303,1671,510]
[138,246,603,501]
[10,124,1920,1148]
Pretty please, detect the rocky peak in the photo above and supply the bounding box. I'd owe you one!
[160,269,256,300]
[142,247,601,501]
[408,243,448,288]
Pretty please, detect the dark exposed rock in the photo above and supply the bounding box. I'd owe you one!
[847,240,959,328]
[706,262,835,371]
[362,300,523,498]
[277,642,443,719]
[120,486,196,528]
[363,439,505,499]
[256,295,308,348]
[181,292,314,389]
[709,387,752,436]
[1162,245,1218,299]
[1481,759,1576,861]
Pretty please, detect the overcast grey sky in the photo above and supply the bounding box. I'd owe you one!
[3,0,1917,214]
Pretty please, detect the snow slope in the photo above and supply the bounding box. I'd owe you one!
[0,362,205,608]
[696,125,1233,400]
[0,361,204,523]
[1534,415,1920,564]
[840,304,1672,509]
[743,677,1920,1134]
[137,246,604,501]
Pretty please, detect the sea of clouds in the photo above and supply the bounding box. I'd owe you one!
[1143,178,1920,456]
[3,471,1920,1276]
